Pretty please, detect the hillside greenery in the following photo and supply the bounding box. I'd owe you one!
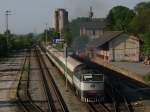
[0,33,34,57]
[107,6,135,32]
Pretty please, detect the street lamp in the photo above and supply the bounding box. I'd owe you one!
[5,10,11,37]
[45,23,48,46]
[5,10,11,35]
[5,10,11,52]
[64,42,68,91]
[58,32,68,92]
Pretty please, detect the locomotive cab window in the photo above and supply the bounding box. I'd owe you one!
[92,74,104,81]
[83,74,93,81]
[83,74,104,82]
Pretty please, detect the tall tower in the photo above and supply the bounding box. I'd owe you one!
[58,9,68,34]
[53,10,59,32]
[53,8,68,36]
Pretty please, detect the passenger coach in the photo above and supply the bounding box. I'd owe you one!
[46,46,104,102]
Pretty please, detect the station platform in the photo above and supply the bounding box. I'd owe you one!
[91,57,150,85]
[110,62,150,76]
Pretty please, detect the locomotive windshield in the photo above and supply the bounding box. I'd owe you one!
[83,74,104,82]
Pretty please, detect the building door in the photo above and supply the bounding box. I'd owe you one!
[113,48,124,61]
[112,48,115,61]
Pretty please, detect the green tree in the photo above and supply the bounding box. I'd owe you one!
[107,6,135,32]
[9,33,34,50]
[72,36,89,51]
[130,8,150,33]
[140,33,150,55]
[0,34,8,57]
[40,28,59,43]
[129,2,150,55]
[134,2,150,15]
[0,32,35,58]
[130,2,150,33]
[48,28,59,42]
[63,28,73,47]
[69,17,90,37]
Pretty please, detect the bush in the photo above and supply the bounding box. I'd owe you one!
[144,73,150,81]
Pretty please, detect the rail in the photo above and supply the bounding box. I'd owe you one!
[35,46,69,112]
[111,79,133,112]
[87,102,110,112]
[17,50,44,112]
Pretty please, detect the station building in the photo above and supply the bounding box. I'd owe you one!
[80,18,107,40]
[78,7,140,62]
[86,31,140,62]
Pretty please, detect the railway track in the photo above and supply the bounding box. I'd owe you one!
[107,77,133,112]
[118,76,150,99]
[87,102,111,112]
[115,88,132,112]
[17,50,44,112]
[35,47,69,112]
[0,55,23,74]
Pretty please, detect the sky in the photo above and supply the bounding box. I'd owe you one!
[0,0,149,34]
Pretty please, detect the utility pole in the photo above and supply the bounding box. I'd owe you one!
[64,42,68,91]
[45,23,48,46]
[5,10,11,36]
[5,10,11,52]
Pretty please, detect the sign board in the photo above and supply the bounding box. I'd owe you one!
[53,38,65,44]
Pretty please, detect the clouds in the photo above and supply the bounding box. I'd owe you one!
[0,0,149,34]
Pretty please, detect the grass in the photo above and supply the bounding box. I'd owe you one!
[144,72,150,81]
[53,43,63,50]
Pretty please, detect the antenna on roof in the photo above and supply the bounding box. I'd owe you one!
[89,6,93,20]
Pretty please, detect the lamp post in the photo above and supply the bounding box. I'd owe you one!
[5,10,11,33]
[64,42,68,91]
[5,10,11,53]
[59,31,68,91]
[45,23,48,46]
[5,10,11,42]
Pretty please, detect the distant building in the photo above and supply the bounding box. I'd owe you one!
[53,10,59,32]
[80,19,107,39]
[52,9,69,35]
[80,7,107,39]
[86,31,140,62]
[78,7,140,62]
